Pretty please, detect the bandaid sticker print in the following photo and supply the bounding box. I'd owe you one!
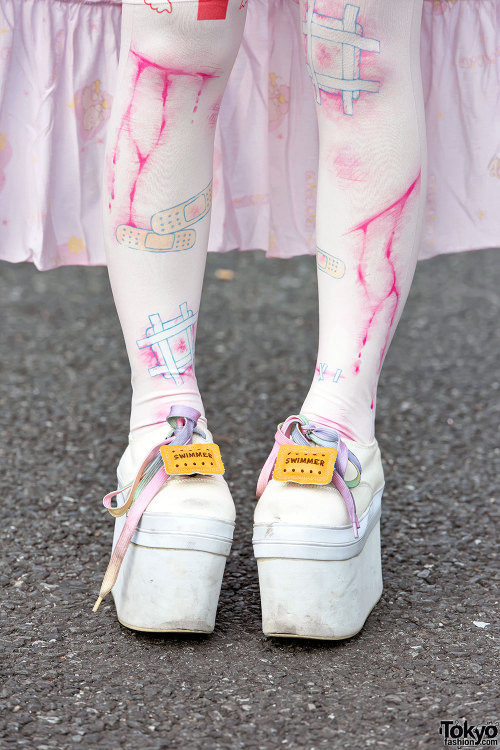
[116,181,212,253]
[316,247,346,278]
[136,303,198,385]
[152,182,212,234]
[303,2,381,115]
[117,227,196,252]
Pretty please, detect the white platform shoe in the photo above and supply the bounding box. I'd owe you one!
[253,415,384,640]
[93,405,235,633]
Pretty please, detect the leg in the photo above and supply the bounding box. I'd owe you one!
[300,0,426,443]
[103,0,247,438]
[95,0,247,631]
[253,0,426,639]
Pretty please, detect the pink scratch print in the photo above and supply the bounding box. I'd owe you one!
[350,173,421,406]
[108,50,217,225]
[191,84,203,124]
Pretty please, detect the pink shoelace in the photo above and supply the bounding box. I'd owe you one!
[93,405,203,612]
[256,414,362,537]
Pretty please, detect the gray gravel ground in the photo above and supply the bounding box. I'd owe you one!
[0,247,499,749]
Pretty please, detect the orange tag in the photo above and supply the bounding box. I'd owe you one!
[272,445,337,485]
[160,443,225,476]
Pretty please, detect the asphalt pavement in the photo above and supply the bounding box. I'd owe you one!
[0,247,499,749]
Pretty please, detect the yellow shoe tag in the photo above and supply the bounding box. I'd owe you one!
[272,445,337,485]
[160,443,225,476]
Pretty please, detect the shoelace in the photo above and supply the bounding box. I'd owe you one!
[93,404,206,612]
[256,414,362,537]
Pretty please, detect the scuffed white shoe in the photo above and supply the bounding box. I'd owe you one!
[93,405,235,633]
[253,414,384,640]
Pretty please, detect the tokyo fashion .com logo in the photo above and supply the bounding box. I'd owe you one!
[439,720,498,746]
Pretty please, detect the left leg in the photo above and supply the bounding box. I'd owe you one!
[300,0,426,443]
[253,0,426,640]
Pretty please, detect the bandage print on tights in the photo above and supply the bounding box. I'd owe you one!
[115,180,213,254]
[102,1,247,434]
[300,0,427,443]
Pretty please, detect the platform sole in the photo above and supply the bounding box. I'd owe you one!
[117,621,212,634]
[111,513,234,633]
[112,545,229,633]
[254,518,383,640]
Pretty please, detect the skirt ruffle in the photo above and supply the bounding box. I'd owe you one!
[0,0,499,270]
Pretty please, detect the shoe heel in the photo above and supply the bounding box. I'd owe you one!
[256,520,383,640]
[112,545,228,633]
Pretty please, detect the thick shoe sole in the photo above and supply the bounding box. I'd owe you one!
[253,491,383,640]
[111,513,234,633]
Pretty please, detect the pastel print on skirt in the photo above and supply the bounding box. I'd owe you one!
[0,0,498,270]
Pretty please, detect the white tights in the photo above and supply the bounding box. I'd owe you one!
[300,0,426,442]
[102,0,426,444]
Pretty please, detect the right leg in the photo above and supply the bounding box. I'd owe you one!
[103,0,247,439]
[95,0,247,630]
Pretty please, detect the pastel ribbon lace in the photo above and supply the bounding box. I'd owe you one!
[93,405,205,612]
[256,414,362,537]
